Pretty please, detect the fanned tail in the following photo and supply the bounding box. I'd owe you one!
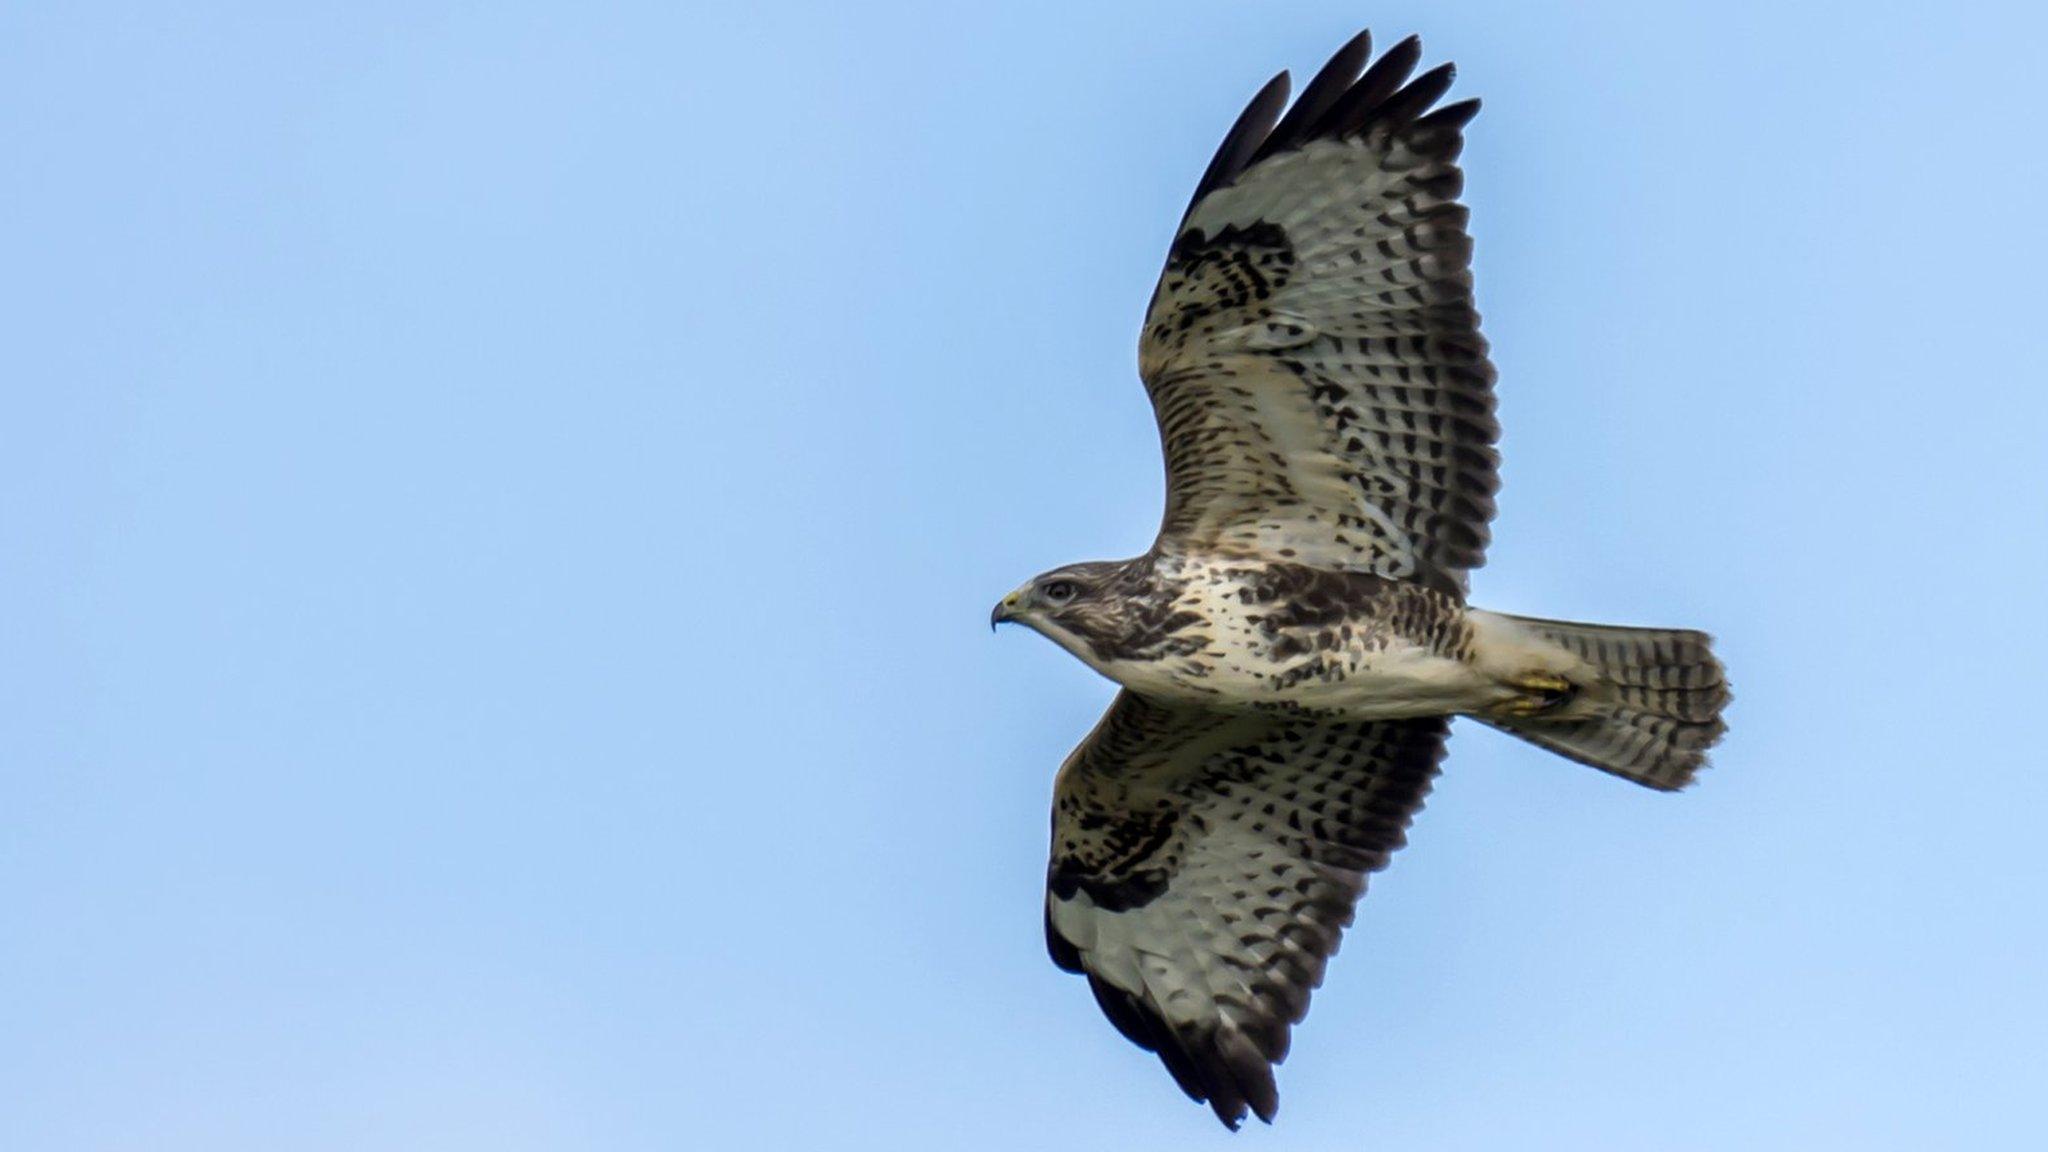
[1480,615,1730,791]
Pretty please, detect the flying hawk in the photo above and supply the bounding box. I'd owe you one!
[991,30,1730,1128]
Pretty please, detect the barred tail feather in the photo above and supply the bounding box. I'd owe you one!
[1482,616,1730,791]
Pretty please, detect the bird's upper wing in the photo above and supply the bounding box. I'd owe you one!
[1044,690,1450,1127]
[1139,32,1499,594]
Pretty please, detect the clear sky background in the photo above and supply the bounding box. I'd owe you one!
[6,2,2047,1148]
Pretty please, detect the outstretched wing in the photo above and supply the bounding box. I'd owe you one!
[1140,32,1499,595]
[1044,691,1450,1127]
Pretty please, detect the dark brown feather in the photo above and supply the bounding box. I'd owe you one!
[1253,29,1370,162]
[1307,33,1422,138]
[1369,63,1458,135]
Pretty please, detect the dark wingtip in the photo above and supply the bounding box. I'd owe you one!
[1183,31,1472,223]
[1255,29,1371,162]
[1367,33,1426,90]
[1254,69,1293,109]
[1415,96,1483,132]
[1304,32,1423,140]
[1372,61,1457,130]
[1180,68,1291,223]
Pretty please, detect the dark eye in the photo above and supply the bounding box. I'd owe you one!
[1041,579,1078,605]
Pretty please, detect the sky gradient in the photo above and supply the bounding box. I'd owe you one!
[6,2,2048,1148]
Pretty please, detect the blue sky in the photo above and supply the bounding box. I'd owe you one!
[5,2,2047,1148]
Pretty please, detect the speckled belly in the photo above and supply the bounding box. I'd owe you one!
[1100,562,1502,718]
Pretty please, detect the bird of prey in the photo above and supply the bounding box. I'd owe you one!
[990,30,1730,1129]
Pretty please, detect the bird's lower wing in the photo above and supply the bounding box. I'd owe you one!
[1044,691,1450,1127]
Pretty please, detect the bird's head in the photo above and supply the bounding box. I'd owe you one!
[992,558,1191,670]
[992,563,1116,638]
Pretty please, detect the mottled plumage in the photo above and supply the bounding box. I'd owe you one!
[992,30,1730,1129]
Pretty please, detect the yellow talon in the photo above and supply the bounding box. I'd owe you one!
[1497,671,1576,717]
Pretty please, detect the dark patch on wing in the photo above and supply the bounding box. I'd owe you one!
[1146,222,1297,350]
[1047,800,1177,912]
[1045,694,1209,913]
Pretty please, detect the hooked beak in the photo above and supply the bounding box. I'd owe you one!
[990,591,1025,632]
